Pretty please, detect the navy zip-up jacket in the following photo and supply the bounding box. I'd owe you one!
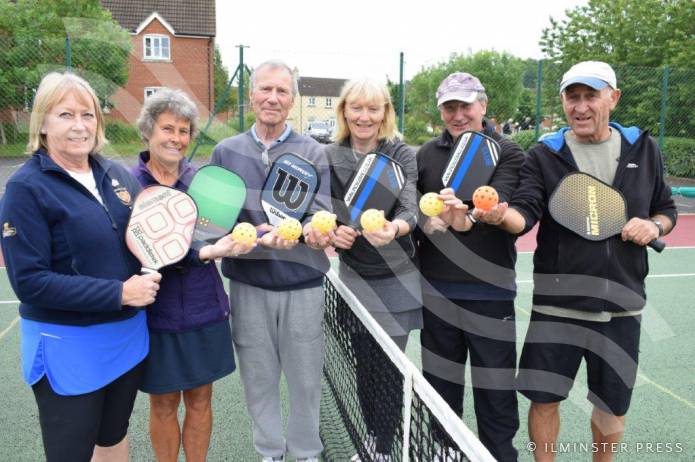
[0,150,143,326]
[511,123,677,313]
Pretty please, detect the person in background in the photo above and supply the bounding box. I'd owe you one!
[416,71,524,461]
[209,60,332,462]
[477,61,676,461]
[132,88,254,462]
[325,77,421,461]
[0,71,160,462]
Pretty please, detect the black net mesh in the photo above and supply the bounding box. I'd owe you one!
[320,276,404,462]
[320,274,491,462]
[409,389,471,462]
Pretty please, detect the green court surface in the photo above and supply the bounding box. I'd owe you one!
[1,250,694,461]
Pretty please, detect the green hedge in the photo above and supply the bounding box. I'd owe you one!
[105,120,140,144]
[1,123,28,145]
[509,130,538,151]
[663,137,695,178]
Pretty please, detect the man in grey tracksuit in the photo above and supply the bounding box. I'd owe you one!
[210,60,332,462]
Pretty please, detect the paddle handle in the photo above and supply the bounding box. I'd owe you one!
[141,267,159,275]
[648,239,666,253]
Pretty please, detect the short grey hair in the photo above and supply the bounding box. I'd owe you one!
[477,91,488,103]
[137,88,199,142]
[249,60,298,97]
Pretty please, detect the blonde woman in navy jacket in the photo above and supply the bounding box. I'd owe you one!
[0,72,161,461]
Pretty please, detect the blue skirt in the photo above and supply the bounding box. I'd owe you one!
[140,319,236,394]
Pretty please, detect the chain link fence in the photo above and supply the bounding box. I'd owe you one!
[2,36,694,189]
[527,61,695,178]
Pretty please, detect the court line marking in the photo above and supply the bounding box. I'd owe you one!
[637,372,695,411]
[0,316,19,341]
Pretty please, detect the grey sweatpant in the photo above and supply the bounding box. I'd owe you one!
[229,280,325,459]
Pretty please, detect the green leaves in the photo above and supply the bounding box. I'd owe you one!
[404,50,525,142]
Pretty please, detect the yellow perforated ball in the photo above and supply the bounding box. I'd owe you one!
[276,217,302,241]
[360,209,385,232]
[311,210,336,234]
[231,222,257,246]
[419,192,445,217]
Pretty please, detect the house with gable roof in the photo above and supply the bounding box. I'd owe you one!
[288,76,347,136]
[100,0,216,123]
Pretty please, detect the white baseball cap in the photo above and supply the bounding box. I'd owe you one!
[560,61,617,93]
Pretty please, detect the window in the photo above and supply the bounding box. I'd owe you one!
[308,96,316,107]
[143,35,170,60]
[325,97,333,108]
[144,87,163,99]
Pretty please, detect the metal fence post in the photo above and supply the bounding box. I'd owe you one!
[658,66,670,150]
[399,51,405,135]
[238,45,247,133]
[188,66,240,161]
[535,60,542,141]
[65,35,71,70]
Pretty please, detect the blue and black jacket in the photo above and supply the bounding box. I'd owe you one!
[511,123,677,312]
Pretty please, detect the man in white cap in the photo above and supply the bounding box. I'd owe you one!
[477,61,677,461]
[416,71,525,461]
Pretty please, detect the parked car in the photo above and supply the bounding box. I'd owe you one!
[306,121,331,143]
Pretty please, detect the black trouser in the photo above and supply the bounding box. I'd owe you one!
[421,295,519,462]
[32,360,145,462]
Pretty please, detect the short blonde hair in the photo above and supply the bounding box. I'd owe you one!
[27,72,106,155]
[333,78,400,144]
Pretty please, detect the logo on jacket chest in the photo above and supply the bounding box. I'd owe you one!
[112,179,132,206]
[2,222,16,238]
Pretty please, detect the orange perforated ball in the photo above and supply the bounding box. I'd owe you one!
[472,186,499,211]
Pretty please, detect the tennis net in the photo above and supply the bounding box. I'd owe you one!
[320,269,495,462]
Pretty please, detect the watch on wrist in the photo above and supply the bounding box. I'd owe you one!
[651,218,664,237]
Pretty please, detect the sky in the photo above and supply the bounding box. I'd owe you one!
[216,0,587,82]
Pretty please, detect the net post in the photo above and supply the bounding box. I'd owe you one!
[401,369,413,462]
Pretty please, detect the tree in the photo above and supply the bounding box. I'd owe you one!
[0,0,131,142]
[405,50,525,139]
[539,0,695,136]
[213,46,238,119]
[540,0,695,67]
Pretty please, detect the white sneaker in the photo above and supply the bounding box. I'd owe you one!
[261,457,283,462]
[297,458,319,462]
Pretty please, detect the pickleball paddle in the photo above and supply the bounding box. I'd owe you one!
[343,152,406,228]
[188,165,246,246]
[126,185,198,273]
[549,172,665,252]
[442,131,500,202]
